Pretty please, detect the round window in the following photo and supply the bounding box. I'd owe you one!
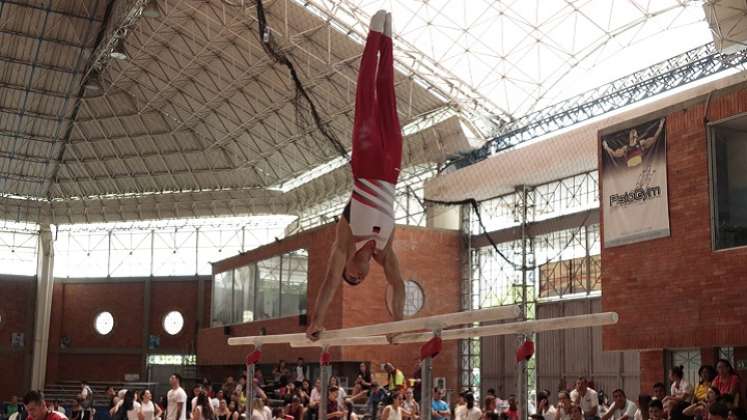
[94,311,115,335]
[163,311,184,335]
[386,279,425,317]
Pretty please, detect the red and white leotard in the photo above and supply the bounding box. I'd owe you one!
[344,23,403,251]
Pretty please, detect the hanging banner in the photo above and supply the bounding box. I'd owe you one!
[601,117,670,247]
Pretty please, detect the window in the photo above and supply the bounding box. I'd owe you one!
[211,249,308,326]
[94,311,115,335]
[163,311,185,335]
[710,117,747,250]
[386,279,425,317]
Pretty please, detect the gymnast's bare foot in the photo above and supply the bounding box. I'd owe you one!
[370,10,386,33]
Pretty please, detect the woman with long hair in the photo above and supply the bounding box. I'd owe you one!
[356,363,372,390]
[381,391,403,420]
[457,393,481,420]
[330,377,347,400]
[694,366,717,403]
[249,399,265,420]
[138,390,162,420]
[214,399,231,420]
[344,400,359,420]
[401,389,419,420]
[713,359,741,405]
[112,390,140,420]
[193,393,216,420]
[683,386,720,418]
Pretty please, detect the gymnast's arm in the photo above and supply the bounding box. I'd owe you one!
[307,218,352,338]
[603,140,626,158]
[641,119,665,150]
[375,233,405,321]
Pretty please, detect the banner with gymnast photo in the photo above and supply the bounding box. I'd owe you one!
[601,117,670,248]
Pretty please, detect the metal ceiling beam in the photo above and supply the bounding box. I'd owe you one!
[0,0,104,22]
[0,28,89,50]
[0,56,77,74]
[0,81,70,99]
[448,42,747,171]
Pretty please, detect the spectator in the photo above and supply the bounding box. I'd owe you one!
[223,378,237,399]
[384,364,405,392]
[295,358,307,384]
[694,366,717,403]
[486,390,496,399]
[249,400,265,420]
[79,382,93,419]
[632,394,650,420]
[5,396,20,419]
[382,391,404,420]
[214,399,230,420]
[669,366,692,403]
[646,400,663,420]
[569,405,584,420]
[713,359,741,405]
[69,400,81,420]
[24,391,66,420]
[281,383,296,404]
[274,361,290,385]
[349,383,368,404]
[271,408,284,420]
[327,388,345,420]
[330,377,347,400]
[601,390,636,420]
[570,378,599,420]
[401,388,419,420]
[431,389,449,420]
[535,391,556,420]
[297,381,311,406]
[192,393,214,420]
[357,363,373,390]
[503,396,518,420]
[710,402,730,420]
[113,390,140,420]
[684,385,719,418]
[651,384,665,402]
[457,393,481,420]
[368,383,388,420]
[191,385,205,416]
[167,373,188,420]
[226,401,240,420]
[555,391,572,420]
[285,397,304,420]
[105,388,117,410]
[140,390,163,420]
[309,379,322,418]
[483,396,497,419]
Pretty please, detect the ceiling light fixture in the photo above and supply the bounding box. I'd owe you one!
[142,0,160,18]
[110,40,128,60]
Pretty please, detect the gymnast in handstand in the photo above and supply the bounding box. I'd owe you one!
[307,10,405,340]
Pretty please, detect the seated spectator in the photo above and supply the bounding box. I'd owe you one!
[482,396,497,420]
[192,393,215,420]
[348,383,368,404]
[502,395,518,420]
[285,397,304,420]
[272,408,284,420]
[570,377,599,420]
[401,389,419,420]
[215,398,231,420]
[327,388,345,420]
[651,384,666,402]
[669,366,692,403]
[535,391,556,420]
[683,386,720,418]
[633,394,650,420]
[569,405,584,420]
[69,400,82,420]
[647,400,663,420]
[710,402,730,420]
[555,391,572,420]
[5,396,21,419]
[250,400,266,420]
[330,377,347,400]
[274,361,290,386]
[713,359,741,406]
[600,389,636,420]
[227,401,240,420]
[368,383,388,420]
[223,378,237,399]
[24,391,67,420]
[382,392,404,420]
[694,365,716,403]
[343,401,358,420]
[356,363,372,390]
[280,383,296,404]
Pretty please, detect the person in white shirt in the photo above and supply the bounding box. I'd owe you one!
[455,393,481,420]
[167,374,188,420]
[309,379,322,414]
[535,391,557,420]
[570,378,599,420]
[632,394,651,420]
[138,390,163,420]
[555,391,572,420]
[295,358,307,383]
[112,391,141,420]
[601,390,636,420]
[669,366,692,403]
[191,393,214,420]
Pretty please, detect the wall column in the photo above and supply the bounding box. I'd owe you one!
[31,226,54,389]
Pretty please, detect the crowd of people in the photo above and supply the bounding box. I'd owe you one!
[4,358,747,420]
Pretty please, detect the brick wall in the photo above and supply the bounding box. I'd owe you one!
[46,277,209,384]
[0,276,35,400]
[198,223,461,387]
[602,84,747,352]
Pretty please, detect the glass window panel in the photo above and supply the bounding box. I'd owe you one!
[281,250,308,317]
[153,227,197,276]
[109,230,152,277]
[234,265,256,323]
[256,256,281,320]
[197,228,243,275]
[211,270,234,326]
[57,230,109,277]
[0,227,38,276]
[711,124,747,250]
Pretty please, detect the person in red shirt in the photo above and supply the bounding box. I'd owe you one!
[24,391,68,420]
[712,359,741,405]
[503,395,519,420]
[306,9,406,340]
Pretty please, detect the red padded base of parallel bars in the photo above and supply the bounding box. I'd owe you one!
[246,350,262,365]
[320,351,332,366]
[420,336,442,359]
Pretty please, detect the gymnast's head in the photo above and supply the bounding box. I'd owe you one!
[343,240,376,285]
